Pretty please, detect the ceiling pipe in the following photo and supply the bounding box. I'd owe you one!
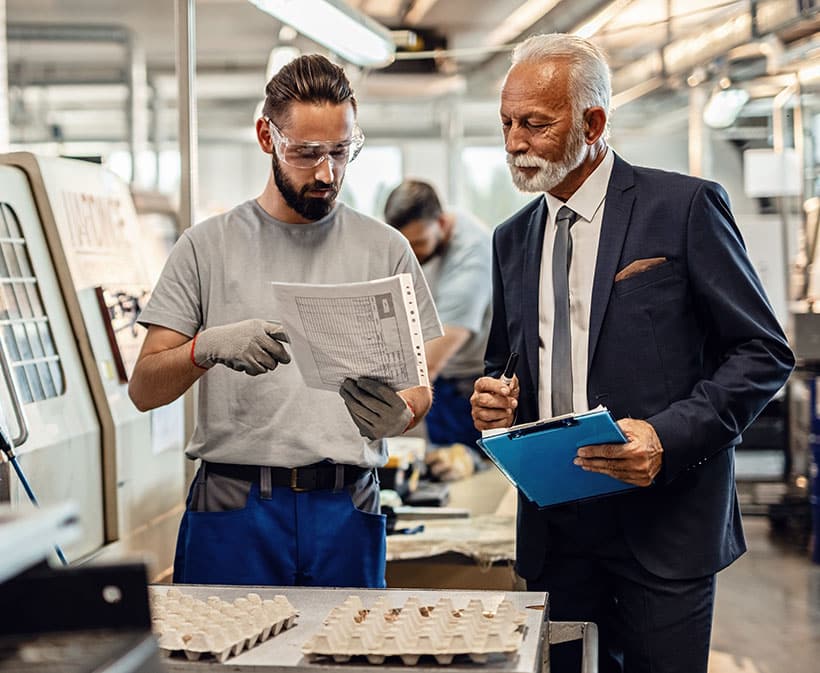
[6,23,130,43]
[772,77,798,153]
[6,22,148,184]
[466,0,613,94]
[612,3,819,100]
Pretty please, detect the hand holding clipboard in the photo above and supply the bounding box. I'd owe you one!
[573,417,663,488]
[477,407,636,508]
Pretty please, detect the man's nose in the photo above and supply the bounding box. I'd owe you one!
[313,156,335,183]
[504,125,529,154]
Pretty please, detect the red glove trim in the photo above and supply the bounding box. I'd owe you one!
[190,333,209,370]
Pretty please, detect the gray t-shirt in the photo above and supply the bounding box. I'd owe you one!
[138,200,442,468]
[422,210,492,379]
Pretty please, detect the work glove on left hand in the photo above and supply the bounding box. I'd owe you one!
[339,377,413,440]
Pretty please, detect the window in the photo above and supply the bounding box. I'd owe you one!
[0,203,65,402]
[340,145,402,218]
[460,146,532,227]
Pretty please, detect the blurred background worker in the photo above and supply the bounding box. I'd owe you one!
[385,179,492,481]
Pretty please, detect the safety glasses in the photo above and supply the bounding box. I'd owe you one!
[265,117,365,169]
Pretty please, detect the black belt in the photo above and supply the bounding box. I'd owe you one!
[203,461,370,492]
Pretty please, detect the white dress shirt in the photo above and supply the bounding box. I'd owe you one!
[537,148,614,419]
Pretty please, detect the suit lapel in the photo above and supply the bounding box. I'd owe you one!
[588,155,635,370]
[522,196,547,394]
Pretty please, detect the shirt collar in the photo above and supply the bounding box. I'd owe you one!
[545,146,614,223]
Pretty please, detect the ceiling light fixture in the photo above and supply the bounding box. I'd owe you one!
[247,0,396,68]
[702,87,749,129]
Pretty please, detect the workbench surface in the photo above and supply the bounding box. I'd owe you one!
[152,586,547,673]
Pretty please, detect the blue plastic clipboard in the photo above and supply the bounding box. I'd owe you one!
[476,408,635,508]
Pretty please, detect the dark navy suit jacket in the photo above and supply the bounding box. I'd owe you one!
[486,153,794,581]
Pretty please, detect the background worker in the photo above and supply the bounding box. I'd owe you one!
[471,33,794,672]
[385,179,492,481]
[129,54,442,589]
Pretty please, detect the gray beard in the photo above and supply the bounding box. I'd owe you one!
[507,124,587,193]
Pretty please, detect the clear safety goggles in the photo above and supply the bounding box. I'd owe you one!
[265,117,365,169]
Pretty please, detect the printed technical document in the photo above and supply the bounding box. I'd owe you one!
[270,273,429,392]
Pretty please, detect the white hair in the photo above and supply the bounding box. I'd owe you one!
[511,33,612,124]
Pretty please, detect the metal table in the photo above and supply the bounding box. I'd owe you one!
[152,586,549,673]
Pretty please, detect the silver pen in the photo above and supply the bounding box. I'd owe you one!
[499,352,519,386]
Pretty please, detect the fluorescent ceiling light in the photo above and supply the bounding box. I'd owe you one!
[248,0,395,68]
[703,88,749,129]
[485,0,562,47]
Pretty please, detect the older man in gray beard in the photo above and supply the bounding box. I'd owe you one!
[471,32,793,673]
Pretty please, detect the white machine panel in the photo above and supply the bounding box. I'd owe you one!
[0,164,103,559]
[0,154,186,574]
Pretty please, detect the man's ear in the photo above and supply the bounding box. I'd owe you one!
[583,107,607,144]
[256,117,273,154]
[438,213,456,240]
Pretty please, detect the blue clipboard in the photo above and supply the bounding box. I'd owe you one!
[476,408,636,508]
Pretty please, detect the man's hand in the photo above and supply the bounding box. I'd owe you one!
[193,319,290,375]
[426,443,476,482]
[573,418,663,486]
[470,375,519,431]
[339,377,413,440]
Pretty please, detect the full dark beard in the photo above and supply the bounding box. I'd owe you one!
[272,155,338,221]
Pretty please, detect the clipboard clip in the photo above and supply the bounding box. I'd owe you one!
[509,416,579,439]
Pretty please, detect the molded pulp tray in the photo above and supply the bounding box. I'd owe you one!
[149,587,298,663]
[302,595,527,665]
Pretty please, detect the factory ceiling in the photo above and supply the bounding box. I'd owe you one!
[4,0,820,144]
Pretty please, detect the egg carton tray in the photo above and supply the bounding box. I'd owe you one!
[149,587,298,663]
[302,595,527,666]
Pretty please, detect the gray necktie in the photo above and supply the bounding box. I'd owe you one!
[551,206,578,416]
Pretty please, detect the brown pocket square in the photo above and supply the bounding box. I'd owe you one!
[614,257,668,282]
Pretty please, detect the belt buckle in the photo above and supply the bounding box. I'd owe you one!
[290,468,307,492]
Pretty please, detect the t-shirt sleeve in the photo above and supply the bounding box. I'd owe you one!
[434,237,492,334]
[392,237,443,343]
[137,232,203,337]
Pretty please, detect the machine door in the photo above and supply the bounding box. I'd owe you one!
[0,165,102,559]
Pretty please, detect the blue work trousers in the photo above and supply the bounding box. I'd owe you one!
[173,466,386,587]
[427,376,481,450]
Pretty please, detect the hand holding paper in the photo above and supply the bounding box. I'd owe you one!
[340,377,413,440]
[574,418,663,486]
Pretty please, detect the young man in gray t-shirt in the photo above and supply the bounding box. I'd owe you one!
[130,55,441,589]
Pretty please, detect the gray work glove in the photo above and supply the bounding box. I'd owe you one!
[339,377,413,440]
[193,319,290,376]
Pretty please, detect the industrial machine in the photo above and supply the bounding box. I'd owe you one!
[0,152,187,575]
[0,503,164,672]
